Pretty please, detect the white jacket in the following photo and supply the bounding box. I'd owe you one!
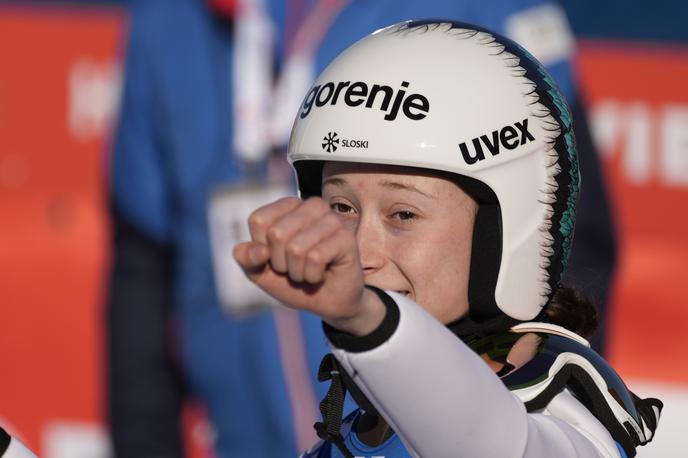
[328,291,624,458]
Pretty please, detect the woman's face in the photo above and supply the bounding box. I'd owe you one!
[321,162,478,324]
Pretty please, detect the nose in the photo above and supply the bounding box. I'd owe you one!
[355,213,386,275]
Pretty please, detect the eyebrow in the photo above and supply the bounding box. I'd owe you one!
[322,177,347,188]
[380,180,436,199]
[322,176,436,199]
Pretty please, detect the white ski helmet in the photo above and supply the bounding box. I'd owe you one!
[287,20,579,324]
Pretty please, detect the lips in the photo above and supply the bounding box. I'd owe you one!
[365,281,412,298]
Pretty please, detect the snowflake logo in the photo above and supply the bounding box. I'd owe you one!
[322,132,339,153]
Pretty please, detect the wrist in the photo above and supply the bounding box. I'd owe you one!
[323,287,401,352]
[324,287,386,336]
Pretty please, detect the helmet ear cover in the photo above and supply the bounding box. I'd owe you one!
[293,160,324,200]
[452,174,503,324]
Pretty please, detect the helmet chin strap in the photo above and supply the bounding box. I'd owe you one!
[446,312,519,343]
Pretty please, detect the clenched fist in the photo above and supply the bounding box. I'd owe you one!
[233,196,385,335]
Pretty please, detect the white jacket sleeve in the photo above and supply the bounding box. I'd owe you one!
[326,291,620,458]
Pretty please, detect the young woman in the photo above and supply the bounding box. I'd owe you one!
[233,20,661,457]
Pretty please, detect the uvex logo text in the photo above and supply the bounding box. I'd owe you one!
[459,119,535,165]
[300,81,429,121]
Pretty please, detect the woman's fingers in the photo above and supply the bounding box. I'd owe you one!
[265,197,332,274]
[303,227,356,284]
[248,196,301,245]
[233,241,270,272]
[285,212,342,282]
[234,196,365,322]
[239,196,353,285]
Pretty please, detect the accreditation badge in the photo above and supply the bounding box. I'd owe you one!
[208,182,291,315]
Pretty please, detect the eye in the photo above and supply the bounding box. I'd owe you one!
[391,210,417,221]
[330,202,355,214]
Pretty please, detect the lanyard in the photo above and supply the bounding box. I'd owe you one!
[232,0,349,164]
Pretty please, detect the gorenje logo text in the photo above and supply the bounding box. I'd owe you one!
[459,119,535,165]
[300,81,429,121]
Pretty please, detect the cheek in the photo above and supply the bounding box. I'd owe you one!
[428,223,473,278]
[395,228,472,322]
[428,238,471,302]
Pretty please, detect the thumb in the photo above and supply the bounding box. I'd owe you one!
[233,241,270,271]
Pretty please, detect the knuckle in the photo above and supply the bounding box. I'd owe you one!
[306,249,323,265]
[266,226,284,243]
[305,196,329,213]
[277,196,298,208]
[248,212,265,231]
[286,242,303,258]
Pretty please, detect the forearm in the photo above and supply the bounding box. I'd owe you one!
[325,290,528,456]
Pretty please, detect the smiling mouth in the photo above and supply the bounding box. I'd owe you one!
[366,284,411,298]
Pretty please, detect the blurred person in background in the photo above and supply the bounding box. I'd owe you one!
[107,0,615,456]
